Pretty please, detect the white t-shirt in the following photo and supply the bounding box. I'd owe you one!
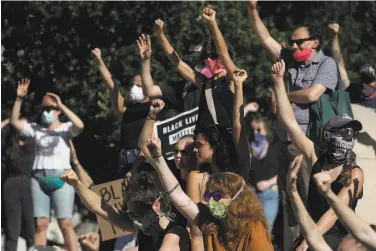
[21,122,79,170]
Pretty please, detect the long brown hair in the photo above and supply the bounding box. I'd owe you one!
[202,172,271,249]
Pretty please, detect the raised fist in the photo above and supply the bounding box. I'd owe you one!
[154,19,164,35]
[61,169,80,187]
[92,48,102,60]
[248,0,258,10]
[313,171,334,195]
[149,99,165,119]
[328,23,340,35]
[16,79,31,98]
[202,8,216,24]
[79,232,100,251]
[232,69,248,85]
[271,60,286,81]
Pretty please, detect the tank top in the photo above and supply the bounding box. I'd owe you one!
[307,155,363,236]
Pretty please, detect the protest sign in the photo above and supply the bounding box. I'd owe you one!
[153,107,199,160]
[91,179,132,241]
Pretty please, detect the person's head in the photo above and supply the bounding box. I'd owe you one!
[250,116,267,137]
[359,64,376,85]
[194,124,237,172]
[323,114,362,185]
[124,165,175,236]
[129,74,145,103]
[290,23,321,62]
[173,135,197,180]
[37,94,61,126]
[202,172,269,248]
[337,225,376,251]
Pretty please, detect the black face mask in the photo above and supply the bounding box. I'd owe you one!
[324,130,356,164]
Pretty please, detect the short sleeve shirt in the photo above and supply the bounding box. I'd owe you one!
[277,49,338,141]
[21,122,77,170]
[160,80,201,112]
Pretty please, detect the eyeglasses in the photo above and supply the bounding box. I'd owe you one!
[289,37,314,46]
[330,128,359,138]
[171,149,189,156]
[204,191,223,202]
[42,106,59,113]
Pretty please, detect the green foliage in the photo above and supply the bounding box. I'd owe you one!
[2,1,375,181]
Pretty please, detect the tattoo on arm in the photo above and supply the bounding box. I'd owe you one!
[348,178,360,205]
[190,225,203,237]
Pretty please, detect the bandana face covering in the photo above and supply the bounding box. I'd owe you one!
[200,58,226,79]
[251,132,268,159]
[207,183,244,219]
[324,130,356,164]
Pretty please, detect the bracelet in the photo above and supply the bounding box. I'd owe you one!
[16,97,23,101]
[147,115,156,120]
[152,153,163,159]
[166,183,180,195]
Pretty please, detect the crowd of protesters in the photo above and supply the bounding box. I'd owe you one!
[2,1,376,251]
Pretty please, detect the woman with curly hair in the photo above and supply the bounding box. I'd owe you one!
[143,136,273,251]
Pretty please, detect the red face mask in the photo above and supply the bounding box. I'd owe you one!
[293,41,314,62]
[200,58,226,78]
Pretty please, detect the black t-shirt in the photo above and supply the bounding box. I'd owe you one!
[137,221,190,251]
[120,102,150,150]
[346,83,376,109]
[160,80,201,112]
[250,145,278,189]
[195,77,234,130]
[307,156,363,236]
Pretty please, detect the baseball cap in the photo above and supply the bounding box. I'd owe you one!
[183,42,204,67]
[324,114,362,132]
[35,94,58,109]
[359,64,376,84]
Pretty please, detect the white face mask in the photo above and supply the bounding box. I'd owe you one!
[130,85,144,102]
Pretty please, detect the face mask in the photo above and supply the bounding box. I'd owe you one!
[130,85,144,102]
[324,130,355,164]
[41,110,56,125]
[200,58,226,79]
[293,41,314,62]
[207,183,244,219]
[251,132,268,160]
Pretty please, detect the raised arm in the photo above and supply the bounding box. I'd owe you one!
[138,99,165,159]
[328,23,350,90]
[271,60,317,167]
[314,171,375,250]
[248,0,282,59]
[70,140,94,188]
[202,8,238,76]
[144,138,200,226]
[137,34,162,97]
[287,155,332,251]
[46,92,84,136]
[154,19,198,86]
[61,169,135,232]
[92,48,125,114]
[10,79,30,133]
[1,118,10,129]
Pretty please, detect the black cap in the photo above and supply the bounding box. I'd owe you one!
[183,43,204,67]
[324,114,362,132]
[359,64,376,84]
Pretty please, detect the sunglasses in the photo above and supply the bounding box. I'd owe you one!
[289,37,314,46]
[171,149,189,156]
[204,191,223,202]
[330,128,359,138]
[42,106,59,113]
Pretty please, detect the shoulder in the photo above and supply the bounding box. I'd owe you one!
[187,171,204,183]
[351,166,364,180]
[161,226,189,250]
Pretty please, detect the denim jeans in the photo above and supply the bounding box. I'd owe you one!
[253,187,280,233]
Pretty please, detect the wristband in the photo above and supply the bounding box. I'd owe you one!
[152,153,163,159]
[166,183,180,195]
[147,115,156,120]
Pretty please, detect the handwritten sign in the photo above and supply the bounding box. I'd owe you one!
[91,179,132,241]
[153,107,199,160]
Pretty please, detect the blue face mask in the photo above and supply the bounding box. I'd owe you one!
[251,132,268,159]
[42,110,56,125]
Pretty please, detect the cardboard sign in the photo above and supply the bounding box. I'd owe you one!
[153,107,199,160]
[91,179,132,241]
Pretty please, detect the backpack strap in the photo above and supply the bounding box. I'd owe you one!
[205,81,219,124]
